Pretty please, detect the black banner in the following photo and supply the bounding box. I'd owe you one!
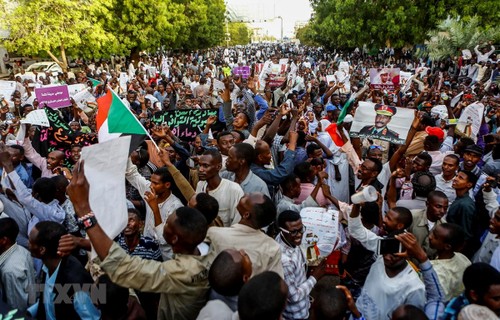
[151,109,218,141]
[31,108,97,162]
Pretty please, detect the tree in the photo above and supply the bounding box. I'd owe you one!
[226,22,251,46]
[308,0,500,50]
[98,0,187,59]
[295,24,319,46]
[426,16,500,60]
[171,0,225,50]
[1,0,117,71]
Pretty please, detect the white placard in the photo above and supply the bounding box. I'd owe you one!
[213,79,226,92]
[73,89,95,112]
[462,49,472,60]
[67,84,86,96]
[0,81,16,100]
[20,109,50,127]
[450,92,464,108]
[300,207,340,260]
[81,136,130,259]
[457,102,484,142]
[119,72,128,93]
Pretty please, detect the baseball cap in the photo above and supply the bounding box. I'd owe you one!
[326,105,336,112]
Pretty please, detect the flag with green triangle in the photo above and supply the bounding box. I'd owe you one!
[96,88,148,152]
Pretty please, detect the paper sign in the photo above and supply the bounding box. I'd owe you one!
[20,109,50,127]
[462,49,472,60]
[0,81,16,100]
[350,101,415,144]
[300,207,340,259]
[35,85,71,108]
[369,68,400,90]
[402,74,415,93]
[213,79,226,92]
[457,102,484,142]
[450,92,464,108]
[119,72,128,93]
[400,71,413,84]
[67,84,86,96]
[73,89,95,112]
[326,75,336,84]
[271,64,281,74]
[81,136,130,259]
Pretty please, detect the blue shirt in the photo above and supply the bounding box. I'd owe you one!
[0,164,32,188]
[27,262,101,319]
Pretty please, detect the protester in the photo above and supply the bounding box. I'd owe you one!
[0,41,497,320]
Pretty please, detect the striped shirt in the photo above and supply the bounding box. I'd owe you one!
[276,235,316,320]
[115,234,162,261]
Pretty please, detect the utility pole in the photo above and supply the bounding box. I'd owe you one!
[276,16,283,41]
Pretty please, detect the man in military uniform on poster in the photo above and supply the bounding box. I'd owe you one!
[359,104,399,140]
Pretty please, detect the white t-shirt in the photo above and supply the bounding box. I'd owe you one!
[196,179,244,227]
[356,257,426,320]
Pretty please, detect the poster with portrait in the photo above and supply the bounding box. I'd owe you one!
[456,102,484,142]
[369,68,400,90]
[350,101,415,144]
[300,207,340,261]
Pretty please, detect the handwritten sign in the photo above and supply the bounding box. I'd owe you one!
[151,109,218,141]
[35,85,71,108]
[31,108,97,165]
[0,81,16,100]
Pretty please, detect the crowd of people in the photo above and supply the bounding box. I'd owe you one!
[0,41,499,320]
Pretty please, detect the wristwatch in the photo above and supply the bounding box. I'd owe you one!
[78,212,98,230]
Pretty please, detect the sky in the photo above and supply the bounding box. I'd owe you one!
[226,0,313,39]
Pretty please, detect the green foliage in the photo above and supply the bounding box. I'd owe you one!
[1,0,226,65]
[97,0,187,55]
[226,22,251,46]
[171,0,225,50]
[426,16,500,60]
[295,24,319,46]
[1,0,117,68]
[309,0,500,49]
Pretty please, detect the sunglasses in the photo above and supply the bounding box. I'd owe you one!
[280,226,306,237]
[369,145,382,150]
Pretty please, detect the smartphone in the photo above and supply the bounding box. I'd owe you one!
[446,119,458,125]
[285,99,293,110]
[377,237,403,255]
